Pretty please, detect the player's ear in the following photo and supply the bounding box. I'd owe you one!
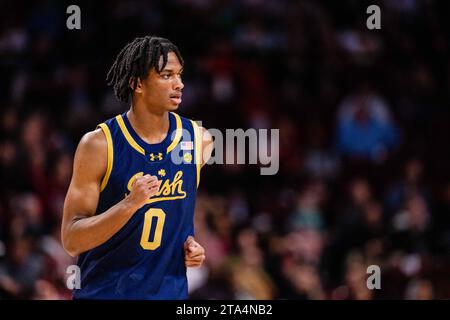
[129,77,143,94]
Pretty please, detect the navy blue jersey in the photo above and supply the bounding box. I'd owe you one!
[73,111,202,300]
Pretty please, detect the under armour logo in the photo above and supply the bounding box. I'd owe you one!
[150,153,163,161]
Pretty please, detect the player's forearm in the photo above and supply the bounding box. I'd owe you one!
[62,198,140,257]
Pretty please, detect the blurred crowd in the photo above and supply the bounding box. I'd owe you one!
[1,0,450,299]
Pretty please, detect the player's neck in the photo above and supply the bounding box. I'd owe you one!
[127,106,170,144]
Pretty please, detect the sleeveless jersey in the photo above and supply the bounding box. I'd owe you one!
[73,111,202,300]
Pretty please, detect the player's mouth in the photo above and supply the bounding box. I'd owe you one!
[169,93,182,105]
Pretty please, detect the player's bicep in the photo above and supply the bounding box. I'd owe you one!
[62,130,107,227]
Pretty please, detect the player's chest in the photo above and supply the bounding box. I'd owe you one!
[111,155,196,202]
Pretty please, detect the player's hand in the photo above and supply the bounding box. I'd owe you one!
[184,236,205,268]
[127,174,161,209]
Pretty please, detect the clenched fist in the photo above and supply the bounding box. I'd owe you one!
[127,174,162,210]
[184,236,206,268]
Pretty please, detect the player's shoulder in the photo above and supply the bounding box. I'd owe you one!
[71,127,109,181]
[174,112,205,130]
[79,114,118,150]
[174,113,212,142]
[173,112,195,127]
[77,127,107,156]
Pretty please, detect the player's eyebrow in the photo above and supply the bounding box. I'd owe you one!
[161,68,183,73]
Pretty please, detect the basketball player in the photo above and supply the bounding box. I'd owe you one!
[61,36,213,299]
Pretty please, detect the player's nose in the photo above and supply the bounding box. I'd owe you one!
[173,76,184,91]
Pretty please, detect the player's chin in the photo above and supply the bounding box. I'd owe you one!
[165,102,180,111]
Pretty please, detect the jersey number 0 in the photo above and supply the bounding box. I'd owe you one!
[140,208,166,250]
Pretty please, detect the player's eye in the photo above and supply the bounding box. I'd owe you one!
[161,74,171,79]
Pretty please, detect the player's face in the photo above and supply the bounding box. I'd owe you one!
[140,51,184,112]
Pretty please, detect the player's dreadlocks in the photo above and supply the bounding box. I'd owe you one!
[106,36,184,103]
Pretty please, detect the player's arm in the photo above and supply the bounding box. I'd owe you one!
[200,127,213,167]
[61,129,161,257]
